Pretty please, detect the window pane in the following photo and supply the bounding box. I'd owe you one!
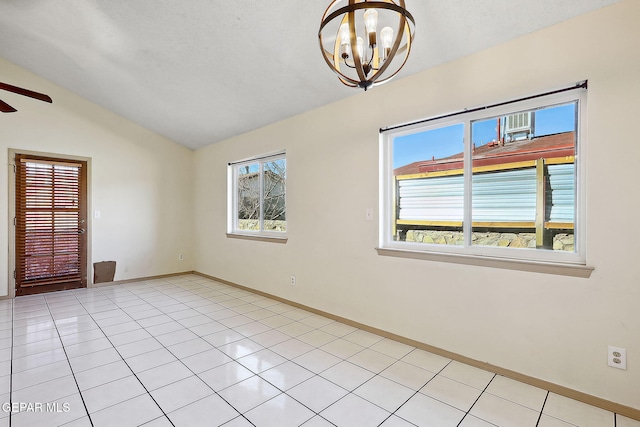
[262,159,286,232]
[470,103,576,251]
[393,123,464,244]
[237,163,260,231]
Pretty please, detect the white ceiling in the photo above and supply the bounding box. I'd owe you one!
[0,0,620,150]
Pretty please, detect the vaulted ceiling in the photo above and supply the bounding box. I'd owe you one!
[0,1,621,149]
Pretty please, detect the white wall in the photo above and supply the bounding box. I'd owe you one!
[193,1,640,411]
[0,57,195,293]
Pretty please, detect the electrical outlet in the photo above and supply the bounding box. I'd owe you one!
[608,345,627,370]
[178,254,184,261]
[290,275,296,286]
[365,208,374,221]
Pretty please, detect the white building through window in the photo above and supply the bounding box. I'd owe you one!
[379,86,587,269]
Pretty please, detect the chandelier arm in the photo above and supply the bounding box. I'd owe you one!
[346,3,368,84]
[318,17,360,87]
[367,54,375,68]
[373,32,416,86]
[369,22,413,88]
[370,14,411,80]
[343,58,356,69]
[318,40,362,87]
[370,49,410,87]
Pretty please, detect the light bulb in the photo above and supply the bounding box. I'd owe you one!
[339,23,350,45]
[339,23,351,58]
[356,37,364,60]
[380,27,394,48]
[364,9,378,47]
[363,9,378,33]
[380,26,394,61]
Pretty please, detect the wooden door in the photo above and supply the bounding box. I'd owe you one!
[15,154,88,296]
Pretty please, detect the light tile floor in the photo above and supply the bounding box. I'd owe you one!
[1,275,638,427]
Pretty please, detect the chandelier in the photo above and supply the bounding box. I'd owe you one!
[318,0,415,91]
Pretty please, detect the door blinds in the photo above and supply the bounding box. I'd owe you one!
[15,154,87,294]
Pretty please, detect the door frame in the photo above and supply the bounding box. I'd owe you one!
[8,149,92,298]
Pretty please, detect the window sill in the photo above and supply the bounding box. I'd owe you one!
[226,233,288,244]
[376,247,593,278]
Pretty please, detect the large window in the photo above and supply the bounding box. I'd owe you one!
[380,86,587,269]
[228,152,286,238]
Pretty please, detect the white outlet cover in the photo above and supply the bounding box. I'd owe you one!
[608,345,627,370]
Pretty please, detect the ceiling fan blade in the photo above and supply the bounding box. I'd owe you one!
[0,82,52,104]
[0,99,18,113]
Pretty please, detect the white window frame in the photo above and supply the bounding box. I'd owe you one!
[227,151,287,242]
[379,88,592,277]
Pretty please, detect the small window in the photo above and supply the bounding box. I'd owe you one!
[228,152,286,238]
[380,87,587,269]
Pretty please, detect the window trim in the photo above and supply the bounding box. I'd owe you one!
[379,87,591,276]
[227,151,287,241]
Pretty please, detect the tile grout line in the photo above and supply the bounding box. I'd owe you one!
[138,277,341,426]
[91,283,248,425]
[120,279,260,424]
[141,280,261,427]
[456,372,497,427]
[173,278,322,426]
[83,280,257,426]
[175,277,458,427]
[136,279,286,416]
[298,327,498,426]
[535,391,550,427]
[20,280,434,426]
[55,288,172,426]
[8,299,14,427]
[372,356,456,426]
[246,322,375,424]
[17,279,259,426]
[41,294,94,427]
[144,277,269,427]
[15,282,265,426]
